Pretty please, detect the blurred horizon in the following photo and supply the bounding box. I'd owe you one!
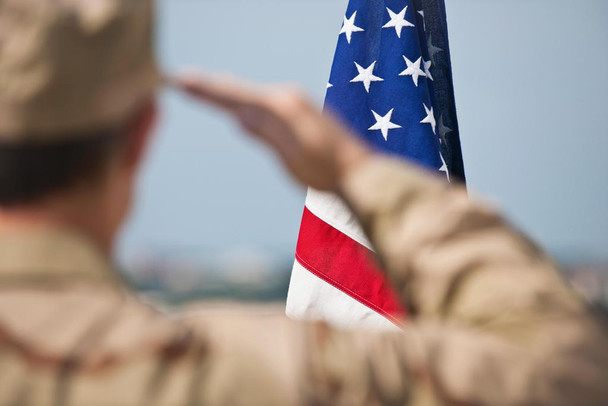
[117,0,608,271]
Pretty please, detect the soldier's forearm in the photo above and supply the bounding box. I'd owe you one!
[338,155,581,321]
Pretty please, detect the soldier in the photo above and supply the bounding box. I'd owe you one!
[0,0,607,405]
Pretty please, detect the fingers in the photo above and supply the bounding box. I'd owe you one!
[172,72,265,112]
[172,70,314,120]
[172,71,280,138]
[166,69,371,191]
[170,69,332,154]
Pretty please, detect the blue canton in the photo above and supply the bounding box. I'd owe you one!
[325,0,466,182]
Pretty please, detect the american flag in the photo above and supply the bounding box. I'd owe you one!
[286,0,465,330]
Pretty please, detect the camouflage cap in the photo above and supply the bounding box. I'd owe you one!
[0,0,159,142]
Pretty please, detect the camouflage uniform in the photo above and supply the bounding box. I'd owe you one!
[1,0,607,405]
[1,157,608,405]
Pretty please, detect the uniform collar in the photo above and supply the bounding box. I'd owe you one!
[0,226,121,285]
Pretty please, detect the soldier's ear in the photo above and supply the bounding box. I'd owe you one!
[123,98,158,172]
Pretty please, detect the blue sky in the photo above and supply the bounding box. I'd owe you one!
[117,0,608,266]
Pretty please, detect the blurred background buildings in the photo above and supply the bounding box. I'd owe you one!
[124,255,608,310]
[117,1,607,306]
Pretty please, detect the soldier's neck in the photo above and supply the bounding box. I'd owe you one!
[0,187,117,257]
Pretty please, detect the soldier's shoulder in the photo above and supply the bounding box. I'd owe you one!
[0,283,211,404]
[0,283,204,367]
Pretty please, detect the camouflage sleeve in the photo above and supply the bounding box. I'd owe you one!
[336,155,608,405]
[339,155,582,319]
[177,156,608,406]
[181,305,414,406]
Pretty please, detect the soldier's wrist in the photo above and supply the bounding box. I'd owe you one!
[333,135,372,193]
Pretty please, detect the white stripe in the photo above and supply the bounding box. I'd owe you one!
[286,260,399,331]
[305,188,373,250]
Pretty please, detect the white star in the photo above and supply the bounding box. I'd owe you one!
[423,59,433,81]
[369,109,402,141]
[399,56,426,87]
[326,82,333,89]
[438,114,452,142]
[340,11,365,44]
[427,34,443,63]
[439,153,450,181]
[350,61,384,93]
[420,104,437,134]
[382,6,415,38]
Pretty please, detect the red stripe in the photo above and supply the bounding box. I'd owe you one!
[295,207,406,325]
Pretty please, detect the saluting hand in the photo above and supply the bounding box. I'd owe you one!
[175,72,371,192]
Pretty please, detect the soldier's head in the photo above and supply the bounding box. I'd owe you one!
[0,0,159,245]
